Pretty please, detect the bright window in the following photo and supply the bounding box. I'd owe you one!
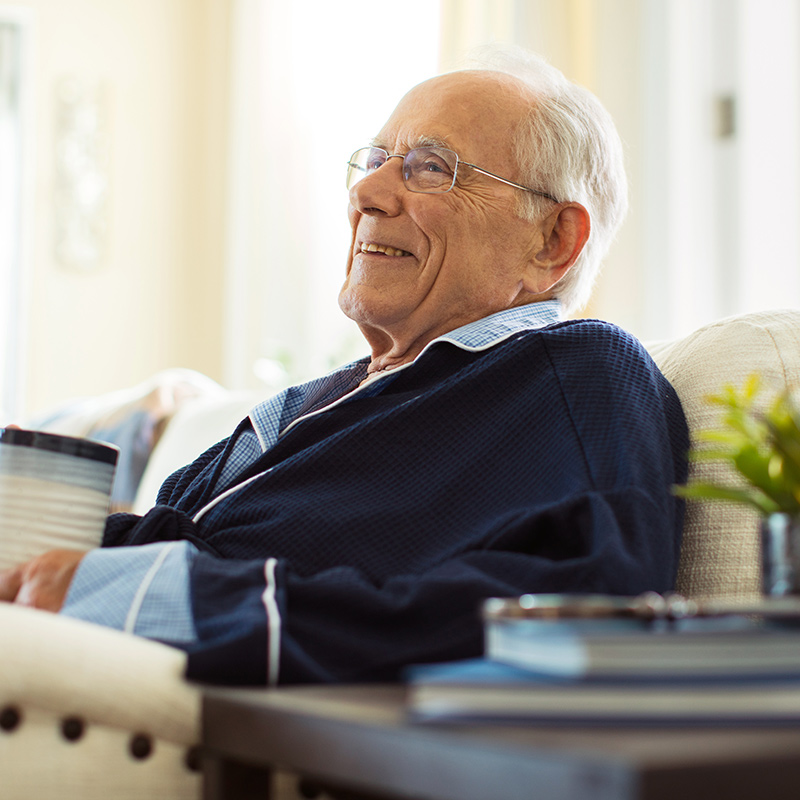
[224,0,441,389]
[640,0,800,339]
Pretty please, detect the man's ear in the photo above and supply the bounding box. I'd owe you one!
[523,203,591,295]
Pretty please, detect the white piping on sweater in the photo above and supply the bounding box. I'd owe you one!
[262,558,281,685]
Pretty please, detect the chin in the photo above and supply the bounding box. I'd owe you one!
[341,291,407,331]
[337,287,370,325]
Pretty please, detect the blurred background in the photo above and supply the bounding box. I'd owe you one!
[1,0,798,423]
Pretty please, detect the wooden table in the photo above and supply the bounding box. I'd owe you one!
[202,684,800,800]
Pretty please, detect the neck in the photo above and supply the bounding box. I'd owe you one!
[360,324,438,374]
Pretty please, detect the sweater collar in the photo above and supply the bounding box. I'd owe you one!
[249,300,562,447]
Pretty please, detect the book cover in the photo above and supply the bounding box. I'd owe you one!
[406,658,800,726]
[485,619,800,679]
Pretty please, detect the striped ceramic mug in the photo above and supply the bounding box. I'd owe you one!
[0,428,119,571]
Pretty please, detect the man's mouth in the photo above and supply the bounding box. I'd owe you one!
[359,242,412,257]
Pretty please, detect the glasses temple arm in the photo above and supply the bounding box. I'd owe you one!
[464,163,559,203]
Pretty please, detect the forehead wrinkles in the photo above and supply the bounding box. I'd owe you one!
[372,72,534,173]
[369,133,454,153]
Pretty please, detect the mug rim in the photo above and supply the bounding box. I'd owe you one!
[0,428,119,465]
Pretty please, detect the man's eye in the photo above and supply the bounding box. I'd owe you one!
[366,151,387,171]
[421,159,448,174]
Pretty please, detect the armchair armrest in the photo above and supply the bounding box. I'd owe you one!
[0,604,201,799]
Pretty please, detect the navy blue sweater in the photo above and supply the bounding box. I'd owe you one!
[103,320,688,685]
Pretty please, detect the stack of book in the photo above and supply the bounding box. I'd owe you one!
[406,594,800,725]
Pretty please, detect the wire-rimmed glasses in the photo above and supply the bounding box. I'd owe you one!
[346,145,559,202]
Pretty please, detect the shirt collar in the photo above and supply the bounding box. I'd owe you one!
[249,301,562,446]
[355,300,563,387]
[432,300,562,352]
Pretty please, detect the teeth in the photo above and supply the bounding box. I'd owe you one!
[361,243,410,257]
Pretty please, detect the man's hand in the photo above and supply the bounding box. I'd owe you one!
[0,550,87,611]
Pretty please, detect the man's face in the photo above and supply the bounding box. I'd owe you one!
[339,71,550,353]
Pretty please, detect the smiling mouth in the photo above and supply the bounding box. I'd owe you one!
[359,242,412,257]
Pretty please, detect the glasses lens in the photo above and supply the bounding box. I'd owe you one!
[346,147,387,189]
[404,147,458,193]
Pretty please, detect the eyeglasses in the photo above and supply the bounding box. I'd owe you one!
[346,146,559,203]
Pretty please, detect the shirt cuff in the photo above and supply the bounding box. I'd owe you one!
[61,541,199,644]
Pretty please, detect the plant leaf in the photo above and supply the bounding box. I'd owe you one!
[673,481,778,515]
[680,374,800,517]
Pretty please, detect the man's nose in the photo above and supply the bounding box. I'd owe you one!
[349,156,405,216]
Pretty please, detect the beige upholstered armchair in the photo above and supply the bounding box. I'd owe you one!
[649,309,800,601]
[2,309,799,799]
[1,604,201,799]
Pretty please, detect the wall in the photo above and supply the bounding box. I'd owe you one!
[439,0,646,329]
[11,0,230,418]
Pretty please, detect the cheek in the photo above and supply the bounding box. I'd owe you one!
[345,208,359,269]
[415,201,476,256]
[427,203,533,294]
[429,206,502,262]
[457,199,531,259]
[347,205,360,247]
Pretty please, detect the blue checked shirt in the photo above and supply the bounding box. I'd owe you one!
[60,302,562,643]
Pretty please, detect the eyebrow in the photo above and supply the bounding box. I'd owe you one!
[369,134,455,153]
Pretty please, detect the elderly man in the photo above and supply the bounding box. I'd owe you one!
[0,50,687,685]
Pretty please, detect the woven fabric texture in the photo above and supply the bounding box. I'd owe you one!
[648,309,800,600]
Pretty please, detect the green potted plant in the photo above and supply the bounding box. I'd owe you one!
[675,374,800,595]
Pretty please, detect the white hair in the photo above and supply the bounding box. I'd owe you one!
[461,45,629,314]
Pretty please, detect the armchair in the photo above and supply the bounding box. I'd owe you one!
[648,308,800,600]
[2,309,800,799]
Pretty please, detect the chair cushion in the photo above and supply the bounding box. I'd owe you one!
[646,309,800,600]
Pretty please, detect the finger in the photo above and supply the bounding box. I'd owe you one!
[0,567,23,602]
[14,550,86,612]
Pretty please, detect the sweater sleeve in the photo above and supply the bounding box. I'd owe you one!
[182,484,675,686]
